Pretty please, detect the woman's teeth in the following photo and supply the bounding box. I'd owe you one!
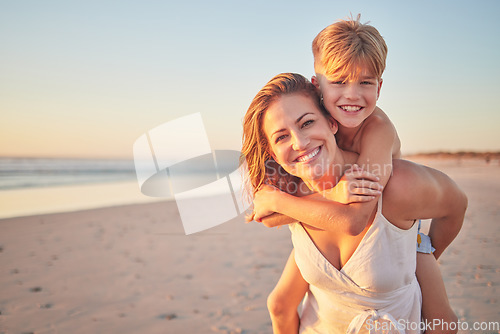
[297,147,320,162]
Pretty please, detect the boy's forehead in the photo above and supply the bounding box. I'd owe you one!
[327,65,376,80]
[317,59,378,81]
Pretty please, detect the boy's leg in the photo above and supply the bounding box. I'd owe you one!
[416,253,458,334]
[267,248,309,334]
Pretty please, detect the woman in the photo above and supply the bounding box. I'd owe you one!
[241,73,467,333]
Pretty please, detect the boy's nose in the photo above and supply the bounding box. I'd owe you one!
[344,83,360,99]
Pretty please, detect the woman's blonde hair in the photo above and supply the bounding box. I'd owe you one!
[241,73,329,198]
[312,14,388,81]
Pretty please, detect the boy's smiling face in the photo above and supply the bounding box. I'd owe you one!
[313,65,382,129]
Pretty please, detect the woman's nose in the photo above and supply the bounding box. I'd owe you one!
[291,132,310,151]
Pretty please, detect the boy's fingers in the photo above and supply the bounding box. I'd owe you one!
[358,188,382,196]
[347,169,378,180]
[246,211,256,223]
[350,181,383,192]
[363,181,383,190]
[253,212,263,223]
[351,195,377,203]
[351,163,361,170]
[353,170,380,181]
[349,187,381,196]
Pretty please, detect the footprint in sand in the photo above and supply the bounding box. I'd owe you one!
[30,286,42,293]
[158,313,177,320]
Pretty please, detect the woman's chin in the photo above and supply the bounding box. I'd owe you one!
[301,164,328,180]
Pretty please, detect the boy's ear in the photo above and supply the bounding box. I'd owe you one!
[377,78,383,99]
[311,76,320,89]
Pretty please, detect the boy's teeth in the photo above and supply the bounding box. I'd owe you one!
[297,147,320,162]
[341,106,362,112]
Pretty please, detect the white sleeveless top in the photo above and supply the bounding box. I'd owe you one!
[289,198,422,334]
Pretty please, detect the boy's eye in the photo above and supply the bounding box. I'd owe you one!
[330,81,344,85]
[361,81,374,85]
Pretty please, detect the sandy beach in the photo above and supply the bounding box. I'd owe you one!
[1,158,499,334]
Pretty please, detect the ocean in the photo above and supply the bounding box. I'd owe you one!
[0,157,137,190]
[0,156,246,219]
[0,157,154,219]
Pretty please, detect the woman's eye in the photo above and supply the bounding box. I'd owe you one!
[302,120,314,128]
[275,134,287,143]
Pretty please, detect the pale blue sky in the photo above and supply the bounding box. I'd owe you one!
[1,0,499,158]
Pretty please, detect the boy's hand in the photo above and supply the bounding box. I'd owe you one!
[245,184,299,228]
[322,164,383,204]
[252,184,281,222]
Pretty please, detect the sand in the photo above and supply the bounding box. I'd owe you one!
[0,158,499,334]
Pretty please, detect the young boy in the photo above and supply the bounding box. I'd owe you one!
[252,15,462,333]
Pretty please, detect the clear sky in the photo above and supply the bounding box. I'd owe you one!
[1,0,499,158]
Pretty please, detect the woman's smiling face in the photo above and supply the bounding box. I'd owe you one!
[263,93,339,187]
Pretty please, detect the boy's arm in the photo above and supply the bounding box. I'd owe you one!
[255,187,379,235]
[258,212,294,228]
[254,167,382,234]
[354,110,397,187]
[384,160,467,258]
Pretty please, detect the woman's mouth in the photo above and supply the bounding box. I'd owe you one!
[295,146,321,163]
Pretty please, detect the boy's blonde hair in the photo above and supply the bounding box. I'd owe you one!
[312,14,388,80]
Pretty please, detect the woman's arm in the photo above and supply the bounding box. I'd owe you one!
[267,249,308,333]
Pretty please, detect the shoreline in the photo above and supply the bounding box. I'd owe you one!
[0,180,164,220]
